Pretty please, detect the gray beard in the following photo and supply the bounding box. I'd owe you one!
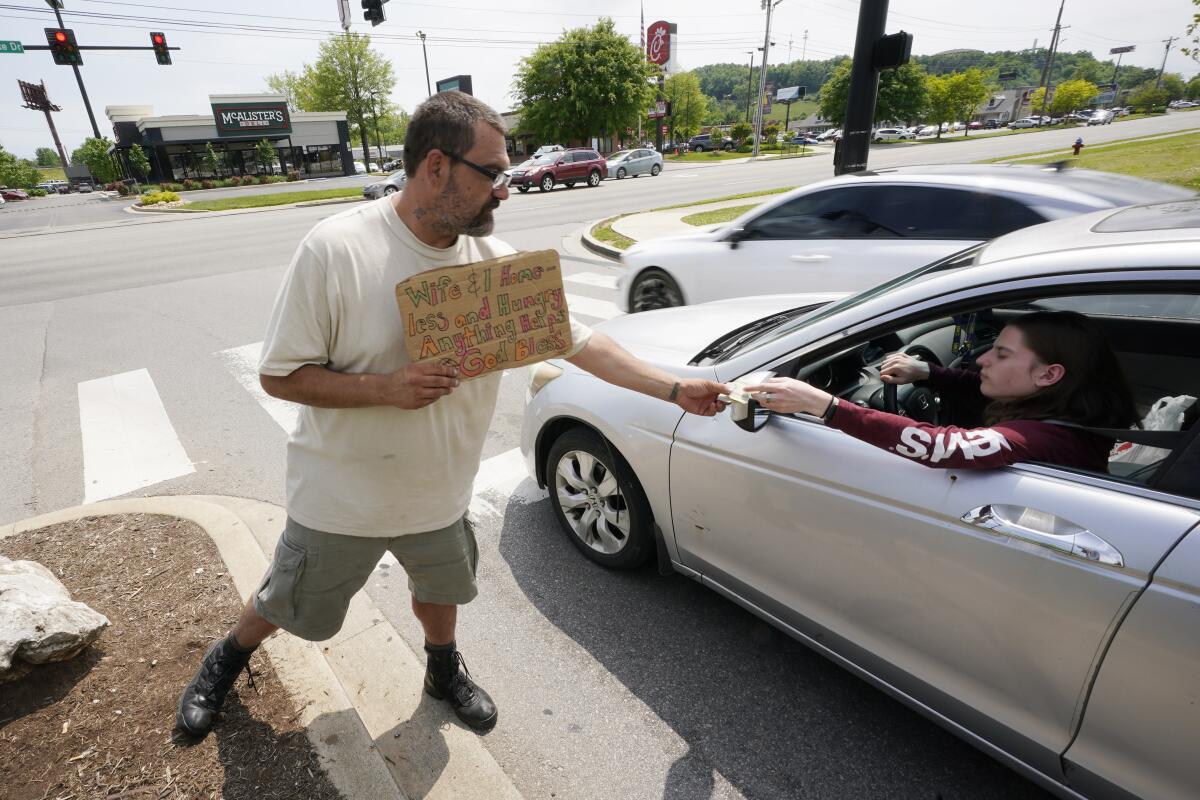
[432,175,496,237]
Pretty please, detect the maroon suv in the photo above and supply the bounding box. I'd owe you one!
[510,148,608,193]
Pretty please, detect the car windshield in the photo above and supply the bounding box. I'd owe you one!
[609,151,631,161]
[718,244,986,359]
[532,154,558,164]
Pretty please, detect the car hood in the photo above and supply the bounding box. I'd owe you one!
[578,293,844,365]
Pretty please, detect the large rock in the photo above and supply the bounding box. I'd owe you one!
[0,556,110,682]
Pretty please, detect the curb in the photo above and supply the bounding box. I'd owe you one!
[580,218,624,260]
[0,496,523,800]
[127,196,368,216]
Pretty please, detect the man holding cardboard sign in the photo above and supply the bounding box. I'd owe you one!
[176,91,728,739]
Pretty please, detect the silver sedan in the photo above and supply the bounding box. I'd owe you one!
[522,199,1200,800]
[362,170,406,199]
[605,148,663,180]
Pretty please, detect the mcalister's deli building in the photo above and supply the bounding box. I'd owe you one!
[105,93,355,182]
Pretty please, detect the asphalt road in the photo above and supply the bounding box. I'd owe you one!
[3,111,1196,799]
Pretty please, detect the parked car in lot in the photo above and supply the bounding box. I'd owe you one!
[1009,117,1040,128]
[0,187,30,201]
[1087,109,1115,125]
[606,148,663,179]
[616,163,1193,312]
[786,134,822,146]
[381,158,404,171]
[686,133,735,152]
[75,182,93,194]
[917,124,942,136]
[362,170,407,199]
[524,197,1200,800]
[871,127,913,142]
[508,148,607,192]
[816,128,842,141]
[983,119,999,129]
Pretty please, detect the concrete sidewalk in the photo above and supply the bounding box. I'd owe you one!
[0,496,523,800]
[610,197,770,242]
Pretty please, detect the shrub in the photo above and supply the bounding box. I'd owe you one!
[140,191,181,206]
[200,179,214,190]
[287,170,300,182]
[736,144,753,153]
[181,179,197,190]
[164,182,184,192]
[29,187,48,197]
[229,176,243,186]
[257,175,270,184]
[116,183,131,196]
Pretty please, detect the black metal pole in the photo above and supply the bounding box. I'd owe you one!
[50,4,101,139]
[835,0,888,175]
[655,74,664,151]
[745,52,754,123]
[418,31,431,96]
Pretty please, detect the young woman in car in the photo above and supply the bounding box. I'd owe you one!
[743,310,1137,471]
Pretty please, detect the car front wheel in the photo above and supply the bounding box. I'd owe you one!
[546,428,654,569]
[539,175,554,192]
[587,170,601,187]
[630,268,684,312]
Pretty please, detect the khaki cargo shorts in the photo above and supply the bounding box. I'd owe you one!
[253,515,479,642]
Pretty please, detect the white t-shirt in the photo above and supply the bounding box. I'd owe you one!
[259,197,592,537]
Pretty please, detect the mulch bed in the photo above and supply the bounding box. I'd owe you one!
[0,514,344,800]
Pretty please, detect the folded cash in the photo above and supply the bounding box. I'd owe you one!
[722,370,776,405]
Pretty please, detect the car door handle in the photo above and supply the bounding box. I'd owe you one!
[790,254,831,262]
[960,504,1124,567]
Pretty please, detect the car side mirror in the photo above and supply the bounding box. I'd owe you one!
[726,226,750,249]
[732,399,772,432]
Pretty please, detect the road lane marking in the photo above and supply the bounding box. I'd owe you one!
[78,368,195,503]
[216,342,299,435]
[565,292,620,321]
[565,272,618,290]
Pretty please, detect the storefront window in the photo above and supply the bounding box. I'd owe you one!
[305,145,340,176]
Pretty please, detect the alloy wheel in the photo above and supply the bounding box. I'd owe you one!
[553,449,631,555]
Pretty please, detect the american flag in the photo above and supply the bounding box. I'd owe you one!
[640,2,645,56]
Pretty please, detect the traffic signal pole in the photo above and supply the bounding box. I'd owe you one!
[50,3,100,138]
[837,1,889,175]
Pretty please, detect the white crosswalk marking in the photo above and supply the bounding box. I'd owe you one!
[78,368,195,503]
[565,271,618,290]
[216,342,299,434]
[565,293,620,321]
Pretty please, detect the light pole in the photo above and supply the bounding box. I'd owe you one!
[745,51,755,123]
[752,0,782,158]
[417,30,431,96]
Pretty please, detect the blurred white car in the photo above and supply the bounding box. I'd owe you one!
[872,128,913,142]
[616,164,1193,312]
[816,128,841,141]
[606,148,663,179]
[1009,117,1039,128]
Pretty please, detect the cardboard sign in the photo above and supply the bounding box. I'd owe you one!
[394,249,573,380]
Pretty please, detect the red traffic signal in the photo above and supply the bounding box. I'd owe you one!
[149,31,171,65]
[44,27,81,66]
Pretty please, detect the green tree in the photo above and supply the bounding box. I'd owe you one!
[1183,0,1199,60]
[256,138,279,173]
[762,122,781,142]
[35,147,60,167]
[664,72,707,141]
[128,143,150,181]
[729,120,752,145]
[200,142,221,177]
[513,17,656,143]
[0,145,42,189]
[70,137,119,184]
[1048,78,1100,115]
[817,60,928,126]
[1187,75,1200,100]
[1128,84,1170,112]
[269,33,394,179]
[924,69,992,136]
[1159,74,1187,101]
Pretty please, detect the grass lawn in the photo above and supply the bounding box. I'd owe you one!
[590,215,636,250]
[185,188,363,211]
[665,150,748,162]
[36,166,67,181]
[988,131,1200,191]
[682,203,760,226]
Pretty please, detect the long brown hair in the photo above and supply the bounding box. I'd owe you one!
[985,310,1138,429]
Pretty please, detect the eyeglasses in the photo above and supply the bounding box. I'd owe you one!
[445,152,511,190]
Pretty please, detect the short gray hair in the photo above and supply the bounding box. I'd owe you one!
[404,92,505,178]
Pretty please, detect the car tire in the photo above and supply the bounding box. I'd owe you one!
[650,164,661,176]
[517,186,529,193]
[384,186,398,195]
[873,137,883,143]
[616,167,627,179]
[629,268,684,312]
[693,144,705,152]
[587,170,601,187]
[545,428,655,570]
[539,175,554,192]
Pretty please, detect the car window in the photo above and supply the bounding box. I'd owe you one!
[584,151,601,161]
[862,186,1046,240]
[747,187,903,240]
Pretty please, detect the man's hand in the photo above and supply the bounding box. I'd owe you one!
[673,379,731,416]
[880,353,930,385]
[381,362,460,409]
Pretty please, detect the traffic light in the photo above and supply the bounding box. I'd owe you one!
[45,27,82,66]
[362,0,389,26]
[872,31,913,71]
[150,31,171,65]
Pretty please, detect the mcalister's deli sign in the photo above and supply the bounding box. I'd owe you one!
[211,102,292,137]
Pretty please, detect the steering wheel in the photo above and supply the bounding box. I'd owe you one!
[882,346,942,424]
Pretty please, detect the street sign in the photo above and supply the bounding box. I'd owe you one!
[647,21,670,66]
[647,99,668,119]
[337,0,351,31]
[0,40,24,54]
[1093,92,1116,104]
[1109,45,1136,55]
[775,85,805,103]
[436,75,473,95]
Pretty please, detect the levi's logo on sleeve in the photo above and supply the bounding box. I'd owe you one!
[894,427,1012,463]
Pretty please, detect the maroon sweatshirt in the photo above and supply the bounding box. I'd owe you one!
[825,365,1111,471]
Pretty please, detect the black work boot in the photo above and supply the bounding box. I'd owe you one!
[174,633,256,739]
[423,641,498,732]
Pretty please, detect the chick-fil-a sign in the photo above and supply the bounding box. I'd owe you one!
[647,21,670,66]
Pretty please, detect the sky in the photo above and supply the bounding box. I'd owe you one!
[2,0,1197,158]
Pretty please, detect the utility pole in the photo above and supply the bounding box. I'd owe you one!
[1155,37,1177,88]
[745,51,755,123]
[801,30,808,61]
[752,0,781,157]
[417,30,431,97]
[788,36,793,63]
[1038,0,1066,124]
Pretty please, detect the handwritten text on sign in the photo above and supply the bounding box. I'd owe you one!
[394,249,573,380]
